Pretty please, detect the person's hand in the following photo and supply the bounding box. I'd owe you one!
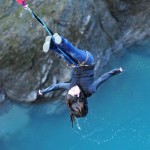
[119,67,123,73]
[112,67,123,75]
[37,90,43,96]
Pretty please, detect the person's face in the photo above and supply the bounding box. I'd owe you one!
[68,85,81,97]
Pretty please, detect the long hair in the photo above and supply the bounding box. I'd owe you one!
[66,91,88,127]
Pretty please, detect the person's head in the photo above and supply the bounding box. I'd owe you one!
[66,86,88,127]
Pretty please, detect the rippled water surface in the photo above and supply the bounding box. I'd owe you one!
[1,42,150,150]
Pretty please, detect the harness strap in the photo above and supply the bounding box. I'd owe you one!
[79,51,88,66]
[70,51,90,67]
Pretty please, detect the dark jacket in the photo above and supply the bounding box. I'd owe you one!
[70,65,95,97]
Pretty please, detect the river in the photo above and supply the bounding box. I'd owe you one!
[1,40,150,150]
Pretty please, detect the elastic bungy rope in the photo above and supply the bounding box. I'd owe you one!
[16,0,78,66]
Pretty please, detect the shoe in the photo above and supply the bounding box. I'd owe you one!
[43,36,51,53]
[53,33,62,45]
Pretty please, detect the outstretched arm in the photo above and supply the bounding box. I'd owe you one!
[38,82,70,95]
[89,67,123,94]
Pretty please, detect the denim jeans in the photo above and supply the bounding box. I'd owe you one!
[50,37,95,66]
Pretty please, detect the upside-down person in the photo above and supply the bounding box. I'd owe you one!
[38,33,123,127]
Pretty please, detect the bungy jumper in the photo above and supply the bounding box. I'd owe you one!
[16,0,123,128]
[16,0,79,67]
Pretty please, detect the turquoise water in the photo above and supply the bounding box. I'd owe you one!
[1,42,150,150]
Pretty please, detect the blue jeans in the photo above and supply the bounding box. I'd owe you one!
[50,37,95,66]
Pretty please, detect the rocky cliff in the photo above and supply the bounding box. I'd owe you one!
[0,0,150,102]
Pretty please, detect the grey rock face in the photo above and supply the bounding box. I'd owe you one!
[0,83,5,103]
[0,0,150,101]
